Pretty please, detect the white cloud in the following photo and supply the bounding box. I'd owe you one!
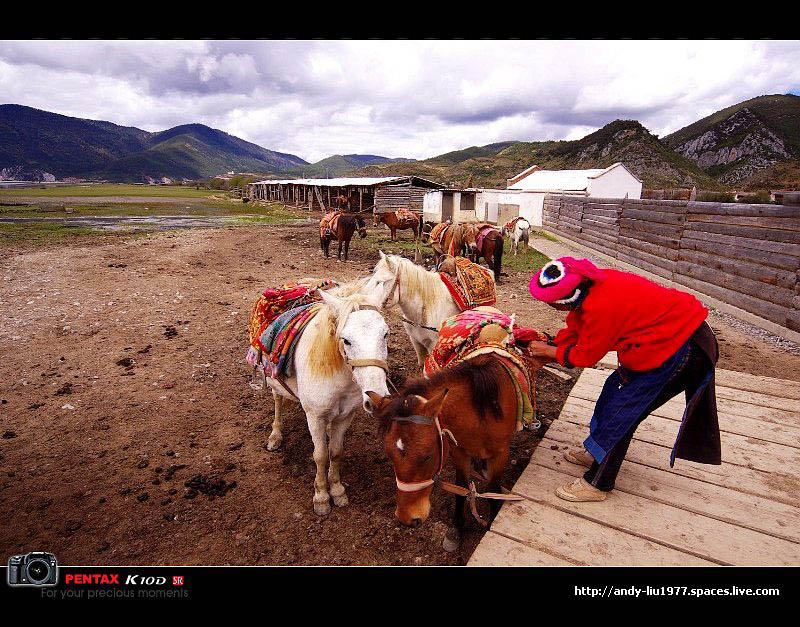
[1,40,798,163]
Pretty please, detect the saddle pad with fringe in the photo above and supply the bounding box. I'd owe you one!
[428,221,451,248]
[504,217,520,232]
[246,279,337,364]
[424,309,546,431]
[395,208,416,221]
[438,257,496,311]
[319,211,341,238]
[259,303,321,379]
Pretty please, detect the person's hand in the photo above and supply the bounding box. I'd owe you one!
[525,341,558,361]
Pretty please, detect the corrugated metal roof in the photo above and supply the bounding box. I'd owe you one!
[508,167,607,192]
[251,176,408,187]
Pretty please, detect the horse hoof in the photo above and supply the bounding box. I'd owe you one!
[333,493,349,508]
[266,434,282,451]
[314,500,332,516]
[442,528,461,553]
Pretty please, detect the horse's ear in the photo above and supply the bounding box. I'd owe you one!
[420,388,449,416]
[378,250,387,261]
[318,289,346,312]
[366,391,388,413]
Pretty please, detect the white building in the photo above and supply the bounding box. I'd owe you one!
[423,162,643,227]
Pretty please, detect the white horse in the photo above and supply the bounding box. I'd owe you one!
[263,287,390,515]
[365,251,461,367]
[502,217,530,255]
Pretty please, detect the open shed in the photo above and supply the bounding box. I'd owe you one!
[247,176,443,212]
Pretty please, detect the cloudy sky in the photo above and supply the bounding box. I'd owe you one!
[1,40,799,163]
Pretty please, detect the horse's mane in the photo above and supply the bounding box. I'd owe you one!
[391,255,444,309]
[306,286,375,378]
[377,356,505,434]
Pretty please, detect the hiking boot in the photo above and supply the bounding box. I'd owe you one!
[555,477,608,502]
[564,448,594,468]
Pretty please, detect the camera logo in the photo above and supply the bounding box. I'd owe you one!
[7,552,58,587]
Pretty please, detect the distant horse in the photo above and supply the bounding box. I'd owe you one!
[373,210,424,240]
[428,222,468,268]
[263,286,390,515]
[501,217,530,256]
[367,353,525,548]
[462,224,504,284]
[333,194,351,210]
[321,213,367,261]
[364,252,467,366]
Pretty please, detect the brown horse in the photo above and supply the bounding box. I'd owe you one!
[367,353,532,550]
[373,211,424,240]
[462,224,504,284]
[321,213,367,261]
[428,222,468,268]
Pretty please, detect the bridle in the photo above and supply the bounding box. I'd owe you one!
[337,303,389,373]
[390,409,522,527]
[379,264,440,334]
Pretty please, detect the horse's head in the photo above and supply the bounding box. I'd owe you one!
[356,215,368,239]
[367,388,450,527]
[365,250,401,308]
[318,290,389,413]
[460,225,479,254]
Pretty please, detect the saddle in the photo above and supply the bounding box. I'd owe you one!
[424,308,548,431]
[320,211,342,239]
[246,279,338,367]
[437,255,496,311]
[504,217,520,233]
[259,303,322,379]
[428,221,451,250]
[395,208,416,222]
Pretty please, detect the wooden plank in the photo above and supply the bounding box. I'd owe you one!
[489,490,714,566]
[618,235,679,261]
[535,439,800,544]
[619,218,683,238]
[467,530,575,566]
[677,260,795,306]
[616,249,675,279]
[680,236,800,272]
[682,228,800,257]
[677,249,796,290]
[684,220,800,244]
[621,207,686,224]
[714,368,800,400]
[510,459,799,565]
[577,367,800,415]
[687,202,798,217]
[689,211,800,230]
[559,396,800,475]
[547,418,800,508]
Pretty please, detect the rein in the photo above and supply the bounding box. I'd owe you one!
[391,411,522,527]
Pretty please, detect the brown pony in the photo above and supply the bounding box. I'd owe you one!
[367,354,532,551]
[321,214,367,261]
[373,211,424,240]
[462,224,504,284]
[428,222,468,268]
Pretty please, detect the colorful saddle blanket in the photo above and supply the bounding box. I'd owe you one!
[428,221,451,250]
[475,225,499,255]
[246,279,337,366]
[259,303,321,379]
[395,208,417,222]
[424,308,548,431]
[438,256,497,311]
[319,211,342,239]
[503,217,521,232]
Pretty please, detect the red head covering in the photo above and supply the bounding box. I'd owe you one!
[529,257,605,304]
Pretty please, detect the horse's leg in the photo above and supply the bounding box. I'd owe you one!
[337,236,343,261]
[306,413,332,516]
[344,234,351,261]
[327,410,356,507]
[484,447,511,524]
[266,389,284,451]
[443,448,472,552]
[410,336,428,368]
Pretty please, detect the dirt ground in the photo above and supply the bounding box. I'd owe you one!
[1,223,799,566]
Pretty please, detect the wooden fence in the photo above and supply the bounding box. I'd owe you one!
[542,194,800,334]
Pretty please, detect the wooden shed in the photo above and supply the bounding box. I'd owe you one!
[247,176,442,213]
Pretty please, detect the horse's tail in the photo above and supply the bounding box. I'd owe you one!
[418,213,424,235]
[492,233,503,282]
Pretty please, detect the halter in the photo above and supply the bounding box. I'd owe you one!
[337,303,389,372]
[390,409,523,527]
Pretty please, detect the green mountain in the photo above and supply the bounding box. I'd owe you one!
[0,104,309,182]
[286,154,415,178]
[664,94,800,185]
[354,120,721,190]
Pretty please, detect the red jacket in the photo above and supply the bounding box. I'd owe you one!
[554,269,708,372]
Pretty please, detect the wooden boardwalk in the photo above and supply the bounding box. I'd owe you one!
[469,365,800,566]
